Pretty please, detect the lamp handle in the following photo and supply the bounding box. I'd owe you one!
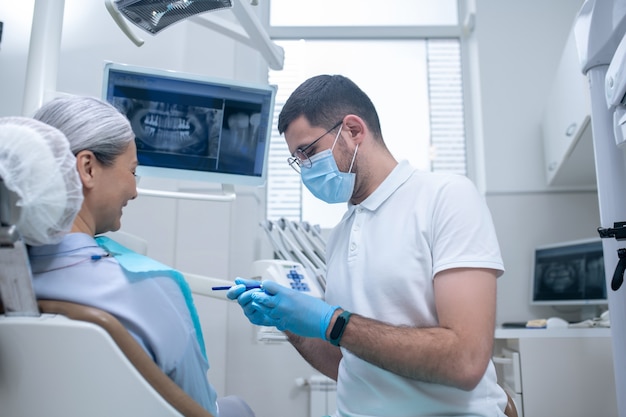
[104,0,145,47]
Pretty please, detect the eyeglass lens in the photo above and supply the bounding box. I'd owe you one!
[287,120,343,173]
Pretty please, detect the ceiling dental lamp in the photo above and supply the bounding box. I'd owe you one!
[104,0,284,70]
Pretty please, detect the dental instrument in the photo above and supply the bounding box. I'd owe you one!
[211,283,262,291]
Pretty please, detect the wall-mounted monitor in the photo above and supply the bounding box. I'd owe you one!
[102,62,276,187]
[531,238,607,306]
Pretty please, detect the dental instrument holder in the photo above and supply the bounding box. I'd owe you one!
[0,181,39,316]
[556,1,626,413]
[598,222,626,291]
[598,21,626,292]
[604,21,626,147]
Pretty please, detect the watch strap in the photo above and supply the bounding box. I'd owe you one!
[329,310,352,346]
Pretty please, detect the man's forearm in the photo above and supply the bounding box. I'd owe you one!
[286,331,343,380]
[335,313,493,391]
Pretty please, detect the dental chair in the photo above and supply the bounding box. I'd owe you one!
[0,301,214,417]
[504,391,518,417]
[0,117,215,417]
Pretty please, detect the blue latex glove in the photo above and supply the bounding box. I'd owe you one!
[228,278,339,339]
[226,278,294,329]
[227,278,273,327]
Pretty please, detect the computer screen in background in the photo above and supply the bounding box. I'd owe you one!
[531,237,607,319]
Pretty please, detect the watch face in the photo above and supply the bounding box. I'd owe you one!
[330,316,346,339]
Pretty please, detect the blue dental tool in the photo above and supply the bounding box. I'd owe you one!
[211,283,263,291]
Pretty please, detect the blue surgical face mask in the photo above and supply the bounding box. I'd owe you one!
[301,125,359,204]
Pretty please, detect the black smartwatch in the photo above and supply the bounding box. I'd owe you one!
[329,310,352,346]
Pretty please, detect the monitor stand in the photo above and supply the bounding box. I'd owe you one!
[580,304,606,321]
[137,183,236,202]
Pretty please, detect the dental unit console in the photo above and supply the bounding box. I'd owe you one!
[250,259,324,299]
[241,259,325,342]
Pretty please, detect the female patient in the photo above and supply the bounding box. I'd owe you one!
[29,95,253,417]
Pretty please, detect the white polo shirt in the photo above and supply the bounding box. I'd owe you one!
[325,161,507,417]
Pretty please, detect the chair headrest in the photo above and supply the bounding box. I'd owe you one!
[0,117,83,246]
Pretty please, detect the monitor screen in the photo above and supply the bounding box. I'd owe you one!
[102,62,276,186]
[531,238,607,306]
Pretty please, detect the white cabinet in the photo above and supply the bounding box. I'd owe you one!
[541,27,596,188]
[493,328,617,417]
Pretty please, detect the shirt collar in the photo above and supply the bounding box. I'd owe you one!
[28,233,104,273]
[348,160,415,214]
[28,233,100,257]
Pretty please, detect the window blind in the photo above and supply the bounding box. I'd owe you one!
[427,39,466,175]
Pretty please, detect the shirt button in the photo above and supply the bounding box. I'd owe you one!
[350,242,357,251]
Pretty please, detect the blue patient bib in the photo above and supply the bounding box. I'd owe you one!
[95,236,207,359]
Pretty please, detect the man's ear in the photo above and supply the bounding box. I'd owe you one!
[75,150,97,189]
[343,114,366,145]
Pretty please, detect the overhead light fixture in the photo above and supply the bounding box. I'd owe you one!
[106,0,232,46]
[105,0,284,70]
[116,0,232,34]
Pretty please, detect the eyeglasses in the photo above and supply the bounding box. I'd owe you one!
[287,120,343,173]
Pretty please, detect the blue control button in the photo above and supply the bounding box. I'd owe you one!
[287,268,310,292]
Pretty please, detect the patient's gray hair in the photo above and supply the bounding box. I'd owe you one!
[33,95,134,167]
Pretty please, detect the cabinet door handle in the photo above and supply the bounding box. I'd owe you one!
[492,356,513,365]
[565,122,577,136]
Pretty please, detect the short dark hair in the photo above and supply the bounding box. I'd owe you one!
[277,75,382,139]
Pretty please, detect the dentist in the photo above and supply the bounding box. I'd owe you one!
[228,74,508,417]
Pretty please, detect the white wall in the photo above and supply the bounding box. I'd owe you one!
[471,0,602,324]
